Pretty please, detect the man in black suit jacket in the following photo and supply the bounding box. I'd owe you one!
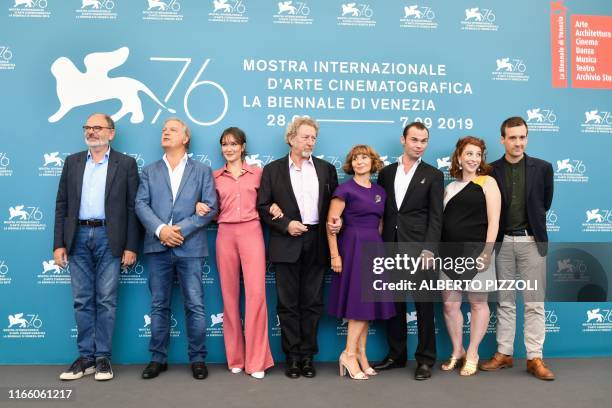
[479,116,555,381]
[257,116,338,379]
[373,122,444,380]
[53,113,139,382]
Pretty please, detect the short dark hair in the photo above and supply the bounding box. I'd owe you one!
[89,113,115,129]
[220,127,247,160]
[500,116,528,138]
[402,121,429,137]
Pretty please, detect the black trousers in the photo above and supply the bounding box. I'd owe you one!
[385,299,436,366]
[384,236,437,366]
[274,228,325,360]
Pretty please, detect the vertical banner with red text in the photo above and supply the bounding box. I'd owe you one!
[551,1,568,88]
[571,14,612,89]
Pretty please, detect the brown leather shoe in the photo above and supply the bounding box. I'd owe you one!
[526,358,555,381]
[478,352,513,371]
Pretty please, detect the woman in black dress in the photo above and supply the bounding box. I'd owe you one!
[439,136,501,376]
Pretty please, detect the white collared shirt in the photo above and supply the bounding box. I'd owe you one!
[155,153,189,237]
[394,156,421,209]
[289,155,319,224]
[163,153,189,203]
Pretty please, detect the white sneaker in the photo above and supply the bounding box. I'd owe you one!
[230,367,243,374]
[251,371,265,379]
[59,357,95,381]
[94,358,114,381]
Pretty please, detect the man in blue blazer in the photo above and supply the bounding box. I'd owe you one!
[135,118,217,380]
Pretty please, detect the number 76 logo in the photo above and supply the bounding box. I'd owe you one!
[48,47,228,126]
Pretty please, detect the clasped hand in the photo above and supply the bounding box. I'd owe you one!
[160,225,184,247]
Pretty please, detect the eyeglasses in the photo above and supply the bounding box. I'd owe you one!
[83,126,113,133]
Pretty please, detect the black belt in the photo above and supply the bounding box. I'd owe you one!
[79,219,106,227]
[304,224,319,230]
[505,228,532,236]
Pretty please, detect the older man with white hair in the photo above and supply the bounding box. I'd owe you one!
[136,117,217,380]
[257,116,338,379]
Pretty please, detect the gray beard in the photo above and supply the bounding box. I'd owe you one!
[84,137,109,148]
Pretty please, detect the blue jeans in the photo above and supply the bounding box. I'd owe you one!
[147,250,206,363]
[69,226,121,361]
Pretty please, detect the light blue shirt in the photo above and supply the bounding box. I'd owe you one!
[79,148,110,220]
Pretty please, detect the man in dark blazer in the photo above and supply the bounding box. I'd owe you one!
[257,116,338,379]
[54,113,139,381]
[373,122,444,380]
[479,116,555,381]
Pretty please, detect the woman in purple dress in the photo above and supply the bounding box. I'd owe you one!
[327,145,396,380]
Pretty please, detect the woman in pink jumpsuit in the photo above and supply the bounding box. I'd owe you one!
[198,127,274,378]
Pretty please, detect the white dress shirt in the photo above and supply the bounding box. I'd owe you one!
[394,156,422,209]
[289,155,319,224]
[155,153,189,237]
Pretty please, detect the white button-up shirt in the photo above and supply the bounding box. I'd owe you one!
[394,156,421,209]
[155,153,189,237]
[289,155,319,224]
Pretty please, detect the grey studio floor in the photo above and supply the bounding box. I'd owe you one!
[0,359,610,408]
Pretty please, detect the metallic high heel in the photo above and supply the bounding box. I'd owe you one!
[460,358,479,376]
[339,352,368,380]
[441,355,465,371]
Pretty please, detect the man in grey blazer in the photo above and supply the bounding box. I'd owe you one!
[54,113,139,381]
[135,117,217,380]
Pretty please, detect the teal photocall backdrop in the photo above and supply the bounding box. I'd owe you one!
[0,0,611,364]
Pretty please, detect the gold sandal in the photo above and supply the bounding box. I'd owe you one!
[460,359,478,376]
[441,355,465,371]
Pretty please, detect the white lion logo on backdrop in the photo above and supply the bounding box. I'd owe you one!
[404,5,422,19]
[436,156,451,169]
[556,159,574,173]
[584,110,602,124]
[586,309,603,323]
[210,313,224,327]
[213,0,232,13]
[9,205,28,220]
[13,0,34,7]
[465,7,483,21]
[8,313,28,328]
[496,58,513,71]
[42,260,62,274]
[147,0,168,10]
[81,0,102,9]
[278,1,297,14]
[586,209,604,223]
[48,47,175,124]
[527,108,545,122]
[342,3,360,16]
[43,152,64,167]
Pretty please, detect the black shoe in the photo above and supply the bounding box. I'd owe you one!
[59,357,95,381]
[301,357,316,378]
[94,357,114,381]
[191,362,208,380]
[141,362,168,379]
[414,363,432,380]
[373,357,407,371]
[285,359,301,379]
